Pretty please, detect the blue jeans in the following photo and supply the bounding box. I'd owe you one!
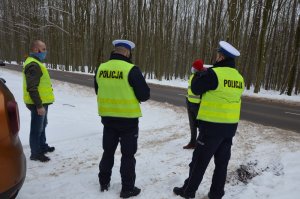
[28,105,49,156]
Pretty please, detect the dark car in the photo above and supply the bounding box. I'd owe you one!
[0,78,26,199]
[0,60,5,66]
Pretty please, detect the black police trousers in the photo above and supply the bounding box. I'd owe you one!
[186,98,200,144]
[98,125,138,191]
[182,121,237,199]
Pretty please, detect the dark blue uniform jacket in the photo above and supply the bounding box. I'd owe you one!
[191,58,240,137]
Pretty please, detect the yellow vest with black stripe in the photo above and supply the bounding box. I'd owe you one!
[23,57,55,104]
[197,67,244,123]
[96,59,142,118]
[187,74,201,104]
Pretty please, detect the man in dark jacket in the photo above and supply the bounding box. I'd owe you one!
[23,40,55,162]
[94,39,150,198]
[173,41,244,199]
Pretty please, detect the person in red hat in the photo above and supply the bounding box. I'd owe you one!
[183,59,206,149]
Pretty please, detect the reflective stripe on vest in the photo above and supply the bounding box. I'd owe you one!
[197,67,244,123]
[187,74,201,104]
[96,60,142,118]
[23,57,55,104]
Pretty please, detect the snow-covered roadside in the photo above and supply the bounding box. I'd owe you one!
[4,62,300,103]
[146,78,300,104]
[0,68,300,199]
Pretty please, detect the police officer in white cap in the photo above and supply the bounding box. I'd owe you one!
[174,41,244,199]
[94,39,150,198]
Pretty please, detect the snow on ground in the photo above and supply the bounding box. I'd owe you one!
[0,68,300,199]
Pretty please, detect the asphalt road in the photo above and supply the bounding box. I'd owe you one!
[1,64,300,133]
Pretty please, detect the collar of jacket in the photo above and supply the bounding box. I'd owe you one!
[110,53,132,63]
[213,58,236,68]
[29,55,42,62]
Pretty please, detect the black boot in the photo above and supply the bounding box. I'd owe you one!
[120,187,141,198]
[100,183,110,192]
[183,142,196,149]
[30,153,50,162]
[207,192,222,199]
[43,146,55,154]
[173,187,195,198]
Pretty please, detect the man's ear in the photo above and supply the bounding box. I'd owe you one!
[129,51,132,60]
[126,50,131,58]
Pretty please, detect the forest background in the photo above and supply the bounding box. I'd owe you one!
[0,0,299,95]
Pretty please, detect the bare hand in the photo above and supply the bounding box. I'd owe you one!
[37,107,46,115]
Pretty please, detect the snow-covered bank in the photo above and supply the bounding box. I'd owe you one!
[0,68,300,199]
[146,78,300,104]
[3,62,300,103]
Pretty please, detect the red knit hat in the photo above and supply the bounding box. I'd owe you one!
[192,59,204,71]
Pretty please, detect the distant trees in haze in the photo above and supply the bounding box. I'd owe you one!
[0,0,299,95]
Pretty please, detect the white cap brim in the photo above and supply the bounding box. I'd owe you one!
[112,39,135,50]
[219,41,240,57]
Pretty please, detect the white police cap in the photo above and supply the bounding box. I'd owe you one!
[218,41,240,58]
[112,39,135,50]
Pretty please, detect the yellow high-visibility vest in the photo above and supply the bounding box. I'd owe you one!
[187,74,201,104]
[197,67,244,123]
[23,57,55,104]
[96,59,142,118]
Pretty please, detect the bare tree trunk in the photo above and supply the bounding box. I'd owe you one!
[97,0,107,64]
[286,8,300,96]
[245,1,261,90]
[254,0,272,93]
[280,0,298,93]
[228,0,238,43]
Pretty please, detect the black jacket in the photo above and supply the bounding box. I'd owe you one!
[191,58,239,137]
[94,53,150,128]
